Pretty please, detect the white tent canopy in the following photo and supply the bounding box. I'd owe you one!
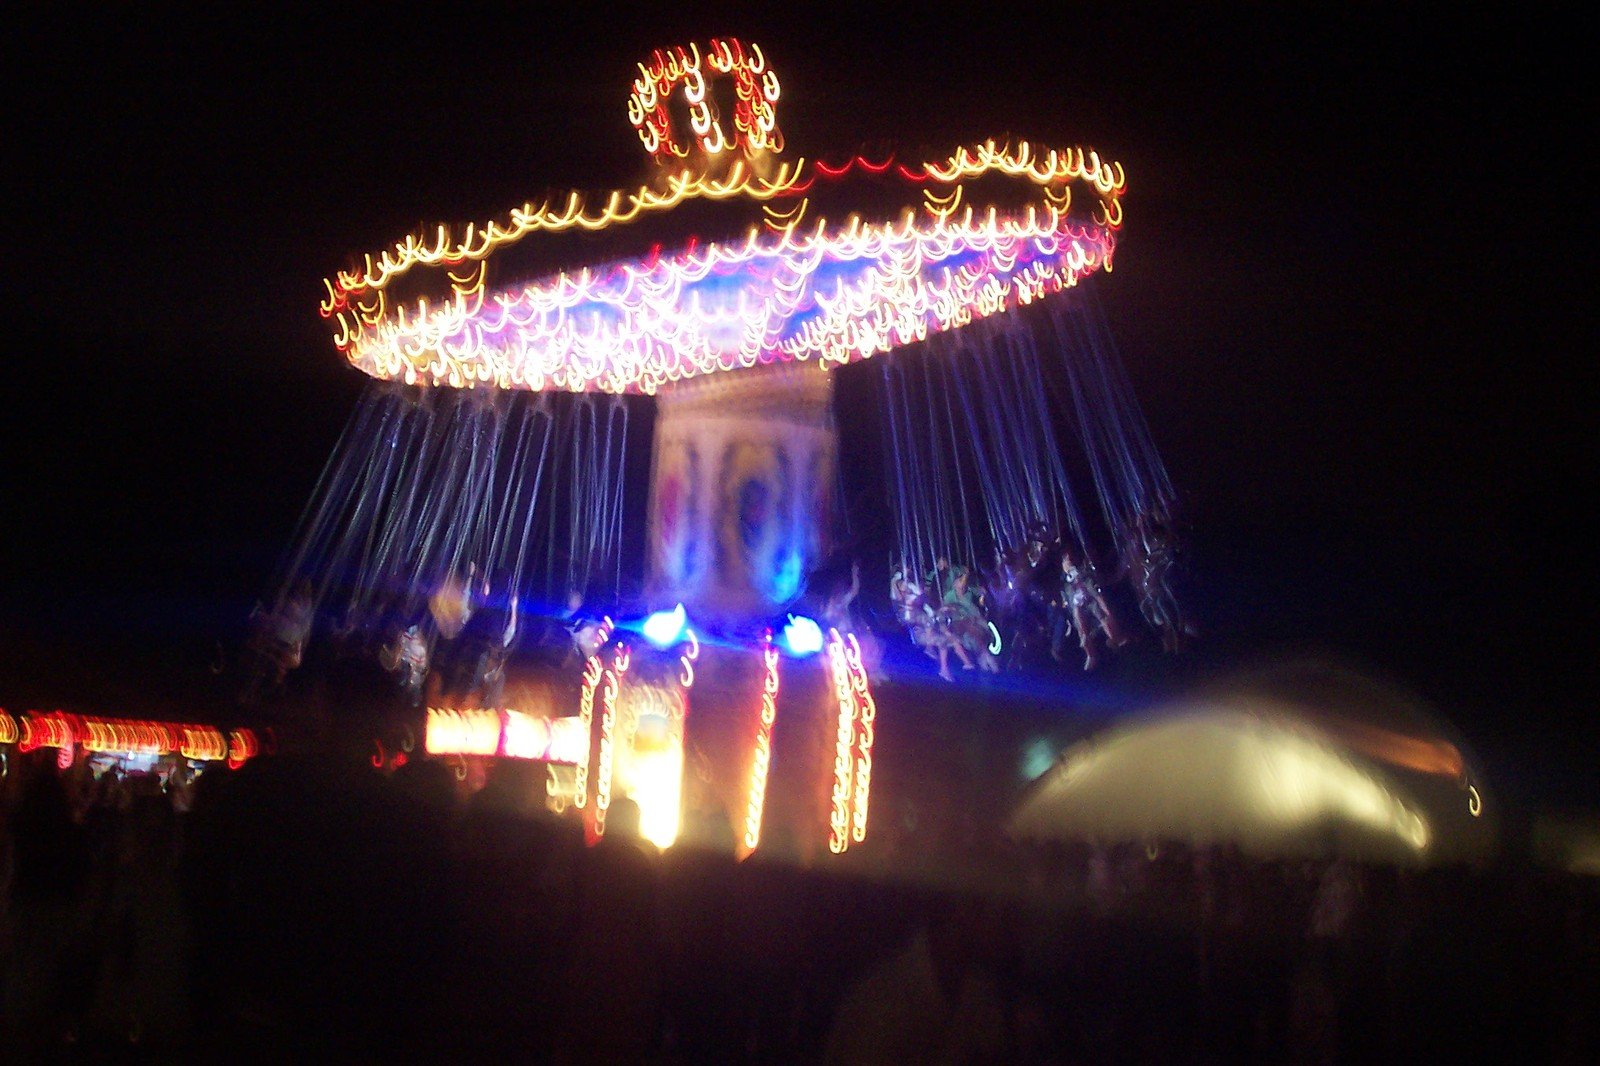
[1009,663,1496,866]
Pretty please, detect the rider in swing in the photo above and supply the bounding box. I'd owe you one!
[941,565,1000,673]
[379,605,432,704]
[1052,545,1126,669]
[1016,521,1061,659]
[892,565,973,681]
[1127,511,1196,653]
[245,578,314,694]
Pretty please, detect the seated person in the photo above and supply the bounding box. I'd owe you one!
[1128,513,1196,653]
[247,578,314,685]
[940,566,999,673]
[429,564,478,641]
[378,614,431,702]
[1052,548,1125,669]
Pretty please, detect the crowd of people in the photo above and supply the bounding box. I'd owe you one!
[3,749,1595,1060]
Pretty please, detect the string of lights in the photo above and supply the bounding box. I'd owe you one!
[743,634,782,853]
[2,710,258,771]
[592,641,631,838]
[843,633,877,845]
[323,136,1125,395]
[571,615,613,810]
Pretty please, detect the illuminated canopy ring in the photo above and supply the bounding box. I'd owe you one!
[320,40,1128,395]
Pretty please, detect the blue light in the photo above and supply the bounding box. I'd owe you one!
[781,614,824,656]
[1019,736,1059,781]
[771,549,803,603]
[642,603,688,647]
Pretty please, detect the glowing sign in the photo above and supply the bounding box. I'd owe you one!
[826,634,856,854]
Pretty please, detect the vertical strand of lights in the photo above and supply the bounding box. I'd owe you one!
[844,634,877,844]
[593,641,630,839]
[743,633,781,854]
[825,630,857,854]
[645,629,697,850]
[573,616,613,809]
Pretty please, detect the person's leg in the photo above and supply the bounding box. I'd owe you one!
[1102,602,1130,647]
[1071,607,1097,669]
[1049,608,1069,661]
[951,637,975,670]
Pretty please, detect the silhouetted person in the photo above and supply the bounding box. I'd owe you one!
[3,766,95,1054]
[554,798,659,1063]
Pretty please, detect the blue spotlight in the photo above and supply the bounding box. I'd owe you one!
[642,603,688,647]
[781,614,824,656]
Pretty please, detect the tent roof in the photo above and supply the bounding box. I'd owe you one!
[1009,663,1496,866]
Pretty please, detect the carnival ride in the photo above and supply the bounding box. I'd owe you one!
[252,39,1183,856]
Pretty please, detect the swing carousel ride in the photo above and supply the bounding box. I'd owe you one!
[246,38,1185,857]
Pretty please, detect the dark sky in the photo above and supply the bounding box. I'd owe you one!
[3,6,1593,803]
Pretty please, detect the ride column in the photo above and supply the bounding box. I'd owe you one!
[647,362,837,630]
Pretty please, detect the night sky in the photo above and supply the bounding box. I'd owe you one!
[4,7,1592,805]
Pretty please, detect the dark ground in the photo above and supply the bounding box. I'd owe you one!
[3,738,1597,1062]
